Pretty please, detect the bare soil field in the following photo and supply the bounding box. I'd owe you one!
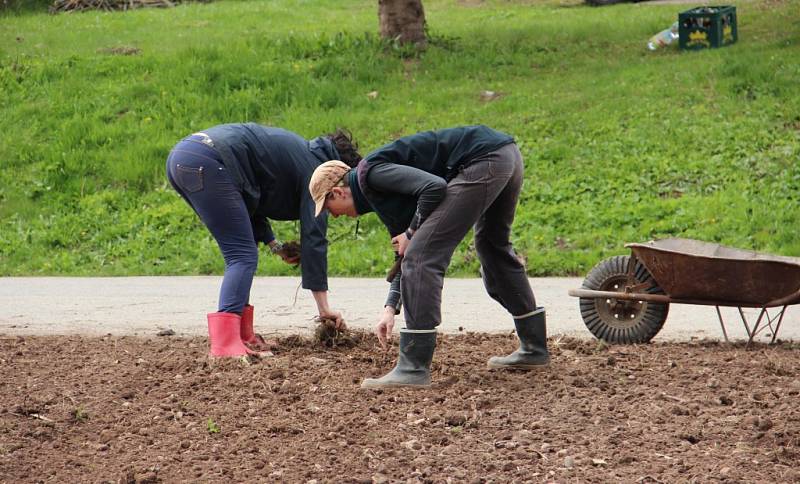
[1,333,799,483]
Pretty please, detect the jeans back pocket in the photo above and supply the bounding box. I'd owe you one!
[175,164,204,193]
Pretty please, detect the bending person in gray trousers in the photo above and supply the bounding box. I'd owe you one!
[308,125,549,389]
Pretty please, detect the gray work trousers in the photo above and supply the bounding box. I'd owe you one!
[401,143,536,330]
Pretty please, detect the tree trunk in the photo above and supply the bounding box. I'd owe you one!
[378,0,427,47]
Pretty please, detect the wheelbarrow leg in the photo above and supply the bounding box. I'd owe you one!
[770,305,788,344]
[715,306,730,343]
[745,308,768,349]
[731,306,786,348]
[737,307,753,340]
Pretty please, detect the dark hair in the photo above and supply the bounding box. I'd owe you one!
[327,128,362,167]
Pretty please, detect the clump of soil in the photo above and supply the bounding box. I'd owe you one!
[313,317,360,348]
[1,334,798,482]
[280,240,301,260]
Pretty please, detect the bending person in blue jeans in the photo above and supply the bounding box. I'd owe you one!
[309,125,549,388]
[166,124,359,358]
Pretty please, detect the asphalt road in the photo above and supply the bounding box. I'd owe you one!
[1,276,797,343]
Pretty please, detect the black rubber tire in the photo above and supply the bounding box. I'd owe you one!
[579,255,669,344]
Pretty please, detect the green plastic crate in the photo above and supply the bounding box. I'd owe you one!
[678,6,738,50]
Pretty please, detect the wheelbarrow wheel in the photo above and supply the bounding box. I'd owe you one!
[579,255,669,344]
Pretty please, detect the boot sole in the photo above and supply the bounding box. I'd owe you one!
[207,354,256,366]
[487,361,550,370]
[360,381,431,389]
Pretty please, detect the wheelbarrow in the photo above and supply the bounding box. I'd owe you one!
[568,238,800,345]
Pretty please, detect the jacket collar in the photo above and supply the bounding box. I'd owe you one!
[308,136,340,163]
[348,169,372,215]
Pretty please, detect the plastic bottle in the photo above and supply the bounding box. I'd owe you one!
[647,21,679,51]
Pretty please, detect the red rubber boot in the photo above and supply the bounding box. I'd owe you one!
[207,312,254,358]
[240,305,277,354]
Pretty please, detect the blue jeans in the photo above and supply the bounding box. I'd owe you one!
[166,135,257,314]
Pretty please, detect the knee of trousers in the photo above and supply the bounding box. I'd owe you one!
[403,241,450,276]
[476,245,523,272]
[223,248,258,271]
[474,236,513,255]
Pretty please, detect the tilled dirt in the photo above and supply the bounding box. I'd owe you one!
[1,333,799,483]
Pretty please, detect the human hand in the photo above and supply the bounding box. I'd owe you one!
[273,240,301,265]
[319,309,345,330]
[391,232,411,257]
[375,306,396,351]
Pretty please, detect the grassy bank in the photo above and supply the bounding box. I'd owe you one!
[1,0,798,277]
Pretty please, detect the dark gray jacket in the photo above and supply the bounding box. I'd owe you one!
[203,123,340,291]
[351,125,515,309]
[355,125,514,236]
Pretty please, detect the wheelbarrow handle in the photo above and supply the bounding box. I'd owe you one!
[765,287,800,307]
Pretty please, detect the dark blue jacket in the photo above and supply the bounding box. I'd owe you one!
[203,123,340,291]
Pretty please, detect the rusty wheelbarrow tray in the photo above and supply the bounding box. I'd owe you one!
[568,238,800,345]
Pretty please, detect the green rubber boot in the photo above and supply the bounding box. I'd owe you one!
[488,308,550,369]
[361,329,436,389]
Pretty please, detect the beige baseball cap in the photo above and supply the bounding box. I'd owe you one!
[309,160,351,216]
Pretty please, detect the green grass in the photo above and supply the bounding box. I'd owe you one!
[1,0,799,277]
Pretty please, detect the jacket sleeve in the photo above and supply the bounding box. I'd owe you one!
[384,252,402,314]
[299,187,329,291]
[252,217,275,246]
[366,163,447,231]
